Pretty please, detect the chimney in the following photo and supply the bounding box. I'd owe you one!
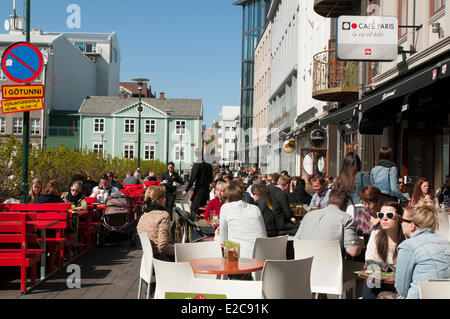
[119,89,126,99]
[159,92,165,100]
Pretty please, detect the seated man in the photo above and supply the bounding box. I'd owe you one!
[90,174,123,204]
[295,189,365,284]
[307,175,331,212]
[122,170,142,185]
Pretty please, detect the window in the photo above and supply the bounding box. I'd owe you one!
[0,118,5,134]
[144,144,155,160]
[174,144,185,161]
[124,119,135,134]
[31,118,40,135]
[93,143,103,154]
[94,118,105,133]
[123,144,134,159]
[113,48,118,63]
[398,0,408,39]
[145,119,156,134]
[232,127,236,132]
[13,118,23,135]
[229,151,235,160]
[225,139,230,144]
[226,127,230,132]
[75,42,97,53]
[430,0,446,16]
[176,120,186,135]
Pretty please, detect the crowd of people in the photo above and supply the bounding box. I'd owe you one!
[136,146,449,299]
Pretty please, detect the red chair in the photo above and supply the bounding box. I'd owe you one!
[0,212,43,294]
[0,203,73,270]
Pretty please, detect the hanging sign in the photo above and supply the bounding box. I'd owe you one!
[1,98,44,114]
[2,84,45,99]
[336,16,398,61]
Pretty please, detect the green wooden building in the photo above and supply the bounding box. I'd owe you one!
[77,96,203,170]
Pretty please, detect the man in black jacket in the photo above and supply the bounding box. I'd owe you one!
[270,174,299,236]
[182,149,213,216]
[160,162,183,217]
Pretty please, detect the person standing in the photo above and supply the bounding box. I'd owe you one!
[395,199,450,299]
[182,149,213,216]
[370,147,408,205]
[160,162,183,217]
[270,175,299,236]
[436,174,450,208]
[307,175,331,212]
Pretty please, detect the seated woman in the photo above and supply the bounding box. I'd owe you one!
[253,184,277,238]
[362,202,405,299]
[395,199,450,299]
[217,180,267,258]
[137,186,174,261]
[288,177,312,206]
[28,178,42,203]
[411,177,439,209]
[354,186,382,236]
[36,180,65,204]
[205,180,226,226]
[61,181,88,211]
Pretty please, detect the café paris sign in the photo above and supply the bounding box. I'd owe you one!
[336,15,398,61]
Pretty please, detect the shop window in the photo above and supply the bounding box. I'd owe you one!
[345,132,359,154]
[398,0,408,39]
[430,0,446,16]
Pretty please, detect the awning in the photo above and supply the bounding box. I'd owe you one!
[319,102,359,126]
[359,55,450,113]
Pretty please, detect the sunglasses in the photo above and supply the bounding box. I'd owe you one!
[377,212,396,220]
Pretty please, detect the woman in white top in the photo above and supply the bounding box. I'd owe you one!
[217,180,267,258]
[363,201,405,299]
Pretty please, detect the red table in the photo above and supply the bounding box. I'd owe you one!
[186,257,264,276]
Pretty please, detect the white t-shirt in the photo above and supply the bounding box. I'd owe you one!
[365,229,396,265]
[217,200,267,258]
[90,186,122,204]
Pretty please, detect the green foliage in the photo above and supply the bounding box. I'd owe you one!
[0,137,167,202]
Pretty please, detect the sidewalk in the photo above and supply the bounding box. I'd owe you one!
[0,238,143,299]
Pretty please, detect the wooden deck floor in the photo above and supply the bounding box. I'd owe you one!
[0,238,146,299]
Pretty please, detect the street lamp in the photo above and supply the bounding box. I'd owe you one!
[132,78,149,173]
[179,122,185,174]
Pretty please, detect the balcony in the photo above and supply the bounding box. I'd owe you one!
[312,40,359,102]
[47,126,79,137]
[313,0,361,18]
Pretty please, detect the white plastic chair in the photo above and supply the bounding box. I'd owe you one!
[435,212,450,241]
[152,258,195,299]
[137,233,156,299]
[187,278,263,299]
[175,241,223,278]
[252,235,288,280]
[293,239,356,299]
[260,257,314,299]
[419,280,450,299]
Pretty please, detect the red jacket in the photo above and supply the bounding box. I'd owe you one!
[205,197,223,220]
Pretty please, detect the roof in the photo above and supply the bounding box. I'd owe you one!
[78,96,203,118]
[120,82,150,97]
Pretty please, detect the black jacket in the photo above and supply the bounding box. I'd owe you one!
[256,198,277,237]
[160,171,182,194]
[185,162,213,192]
[270,186,295,232]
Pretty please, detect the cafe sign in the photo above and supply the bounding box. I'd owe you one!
[310,129,326,148]
[336,16,398,61]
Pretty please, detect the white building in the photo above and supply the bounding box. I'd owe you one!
[266,0,330,175]
[0,15,120,149]
[216,106,240,166]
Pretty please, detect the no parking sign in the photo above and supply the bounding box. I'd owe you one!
[1,42,44,84]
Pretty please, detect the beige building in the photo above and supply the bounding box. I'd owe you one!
[253,22,271,172]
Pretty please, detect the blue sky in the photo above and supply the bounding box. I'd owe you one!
[0,0,242,127]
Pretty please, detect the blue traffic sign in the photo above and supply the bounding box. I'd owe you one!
[1,42,44,84]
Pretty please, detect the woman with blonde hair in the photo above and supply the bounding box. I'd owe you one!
[36,179,64,204]
[395,199,450,299]
[28,178,42,203]
[137,186,174,261]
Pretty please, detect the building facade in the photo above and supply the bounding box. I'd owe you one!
[318,0,449,192]
[234,0,272,167]
[77,96,203,170]
[217,106,240,166]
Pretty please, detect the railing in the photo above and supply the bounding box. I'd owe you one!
[312,40,359,102]
[47,126,79,137]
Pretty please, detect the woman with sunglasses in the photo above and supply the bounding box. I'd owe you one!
[395,199,450,299]
[362,201,405,299]
[61,180,88,211]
